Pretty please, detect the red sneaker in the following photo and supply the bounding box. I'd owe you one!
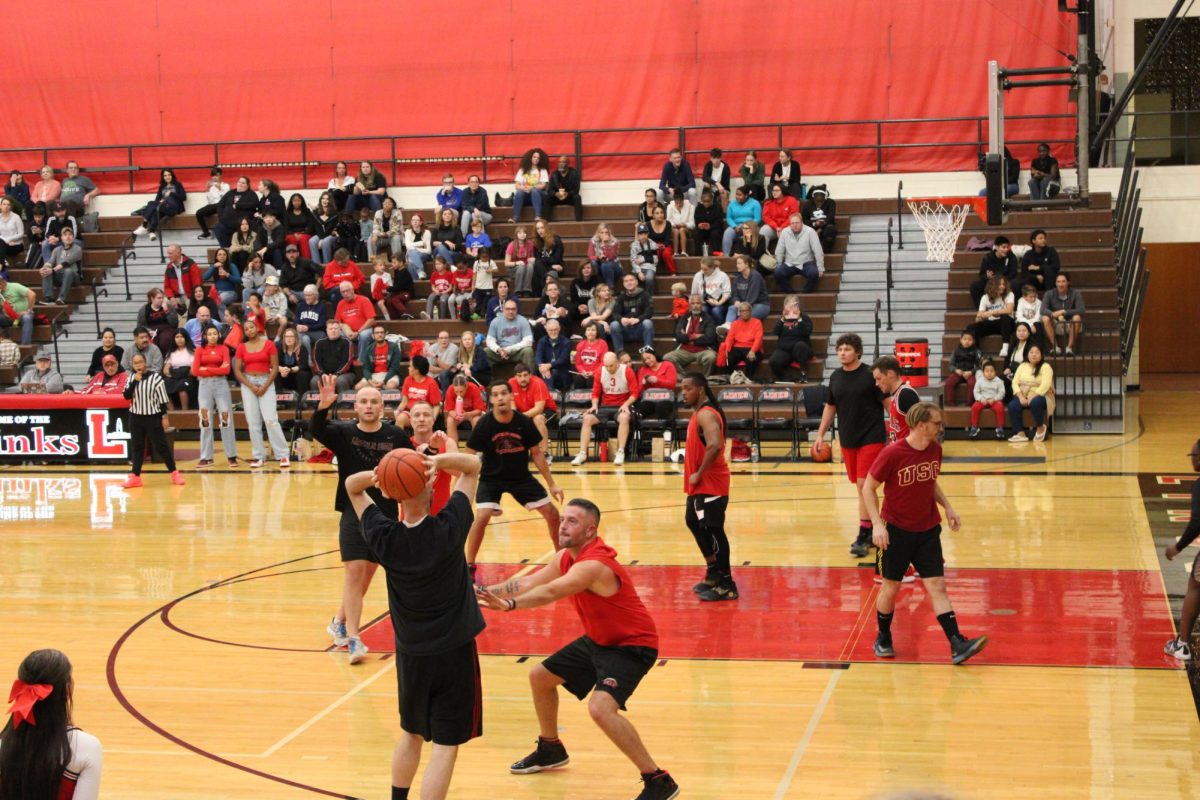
[122,474,143,489]
[170,470,186,486]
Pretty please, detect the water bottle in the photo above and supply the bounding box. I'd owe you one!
[702,243,709,258]
[751,442,760,463]
[433,304,440,320]
[455,394,464,417]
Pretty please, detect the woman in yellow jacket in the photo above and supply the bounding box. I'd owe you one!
[1007,344,1055,442]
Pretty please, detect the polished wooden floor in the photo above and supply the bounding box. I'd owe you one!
[2,392,1199,799]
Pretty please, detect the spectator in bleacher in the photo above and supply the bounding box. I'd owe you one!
[486,299,535,370]
[702,148,731,206]
[445,373,487,444]
[511,148,550,221]
[970,235,1018,308]
[39,226,82,305]
[82,352,128,394]
[123,325,165,374]
[256,179,285,219]
[87,327,124,377]
[255,210,286,268]
[0,321,20,369]
[739,150,766,202]
[334,280,377,365]
[630,223,660,287]
[636,346,677,416]
[213,176,258,248]
[464,217,491,261]
[334,210,360,258]
[432,207,464,264]
[721,186,761,256]
[505,225,537,296]
[311,318,355,391]
[344,161,388,213]
[163,330,195,410]
[450,257,476,319]
[636,187,664,236]
[425,330,459,384]
[581,281,616,340]
[424,255,455,319]
[403,213,433,280]
[183,304,214,347]
[228,216,258,271]
[460,174,493,235]
[262,276,290,332]
[547,156,583,221]
[137,288,180,354]
[437,329,489,391]
[194,323,238,468]
[187,284,221,327]
[19,353,64,393]
[368,256,394,318]
[665,295,718,376]
[971,276,1015,358]
[435,173,463,219]
[486,277,517,324]
[1013,283,1043,342]
[536,317,572,392]
[194,167,229,240]
[533,279,571,340]
[326,160,354,209]
[5,171,29,216]
[133,168,187,241]
[295,284,328,348]
[312,192,340,263]
[760,182,799,247]
[658,148,698,203]
[610,272,654,353]
[367,197,403,259]
[566,260,599,332]
[467,249,494,319]
[40,202,77,265]
[58,161,99,218]
[571,351,639,466]
[0,275,35,345]
[647,206,676,276]
[357,324,402,390]
[968,359,1006,440]
[773,213,824,293]
[942,329,979,406]
[532,218,564,295]
[221,304,245,352]
[245,291,268,335]
[1007,344,1054,442]
[240,254,277,304]
[1028,143,1061,202]
[24,204,47,269]
[31,165,61,207]
[276,327,312,392]
[573,321,609,385]
[723,254,770,328]
[395,355,442,429]
[1041,271,1085,356]
[322,247,363,302]
[690,255,731,324]
[588,223,622,288]
[801,186,838,253]
[0,198,25,267]
[233,318,291,468]
[717,301,763,384]
[203,248,240,310]
[282,193,319,259]
[768,294,814,382]
[278,244,318,306]
[1003,322,1035,385]
[693,188,726,257]
[1018,229,1060,294]
[666,191,696,257]
[770,149,803,202]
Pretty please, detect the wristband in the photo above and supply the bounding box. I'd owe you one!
[506,598,517,612]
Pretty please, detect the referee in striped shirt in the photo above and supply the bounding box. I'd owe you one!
[122,352,185,488]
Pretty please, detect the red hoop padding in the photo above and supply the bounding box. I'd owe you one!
[907,196,988,218]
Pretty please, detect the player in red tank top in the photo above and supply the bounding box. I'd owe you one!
[680,372,737,602]
[406,401,453,514]
[478,499,680,799]
[872,355,922,443]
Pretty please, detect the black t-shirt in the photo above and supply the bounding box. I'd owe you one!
[310,406,413,513]
[361,493,485,655]
[826,363,886,448]
[466,411,542,482]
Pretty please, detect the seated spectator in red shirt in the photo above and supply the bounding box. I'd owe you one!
[572,322,609,386]
[508,361,559,445]
[718,301,764,384]
[759,182,799,247]
[356,323,403,390]
[334,280,376,365]
[636,346,677,419]
[444,373,487,445]
[395,355,442,429]
[571,351,640,466]
[80,354,129,394]
[162,244,203,314]
[322,247,364,303]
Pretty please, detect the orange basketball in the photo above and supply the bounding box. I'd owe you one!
[376,448,428,500]
[811,440,832,463]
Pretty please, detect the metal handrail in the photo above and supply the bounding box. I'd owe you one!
[895,181,903,250]
[90,278,108,339]
[873,298,882,361]
[117,239,135,300]
[50,321,69,368]
[885,218,894,331]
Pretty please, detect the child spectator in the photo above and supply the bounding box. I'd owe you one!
[670,282,690,318]
[333,211,359,258]
[424,256,455,320]
[262,277,289,332]
[356,206,373,260]
[384,255,415,320]
[464,218,492,260]
[368,255,392,317]
[943,329,980,405]
[451,260,475,320]
[968,360,1006,440]
[630,224,659,286]
[471,250,497,320]
[1014,283,1043,341]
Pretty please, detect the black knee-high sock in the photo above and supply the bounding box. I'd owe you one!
[392,788,409,800]
[877,611,894,636]
[937,611,962,642]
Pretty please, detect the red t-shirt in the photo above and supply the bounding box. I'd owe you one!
[508,375,557,413]
[574,339,608,378]
[246,305,267,333]
[323,261,364,291]
[401,374,442,407]
[429,269,454,294]
[869,438,944,531]
[194,344,230,377]
[447,381,486,415]
[235,340,277,374]
[684,404,730,496]
[560,537,658,649]
[336,295,376,333]
[371,342,391,375]
[452,268,474,292]
[638,360,678,391]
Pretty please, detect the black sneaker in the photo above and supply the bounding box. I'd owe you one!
[697,579,738,602]
[692,567,718,594]
[197,232,213,240]
[874,633,895,658]
[951,634,988,665]
[635,770,680,800]
[849,531,872,558]
[510,738,570,774]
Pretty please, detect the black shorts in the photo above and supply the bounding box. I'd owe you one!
[877,524,944,581]
[475,476,551,512]
[398,639,483,746]
[542,635,657,711]
[589,405,632,424]
[339,508,379,563]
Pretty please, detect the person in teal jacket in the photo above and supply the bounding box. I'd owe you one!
[721,186,761,255]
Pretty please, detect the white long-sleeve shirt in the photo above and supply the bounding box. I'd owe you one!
[666,200,696,229]
[0,211,24,245]
[774,225,825,273]
[691,269,731,303]
[204,180,231,205]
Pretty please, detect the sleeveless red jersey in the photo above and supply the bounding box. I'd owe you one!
[559,537,659,649]
[885,383,921,443]
[400,440,451,516]
[684,404,730,496]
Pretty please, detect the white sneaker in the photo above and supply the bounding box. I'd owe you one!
[571,452,587,466]
[326,617,348,647]
[347,637,368,665]
[613,449,625,466]
[279,456,291,468]
[1065,347,1074,356]
[148,231,157,241]
[716,324,730,336]
[133,224,148,235]
[1165,638,1193,661]
[998,344,1009,358]
[1008,431,1029,443]
[1033,426,1047,442]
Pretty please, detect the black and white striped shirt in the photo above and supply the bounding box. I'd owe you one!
[123,371,170,415]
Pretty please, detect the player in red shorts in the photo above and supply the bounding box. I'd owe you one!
[814,333,887,558]
[681,372,736,601]
[477,498,680,800]
[863,401,987,665]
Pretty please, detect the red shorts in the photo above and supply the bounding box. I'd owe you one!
[842,442,884,483]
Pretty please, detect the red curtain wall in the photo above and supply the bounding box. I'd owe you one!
[3,1,1076,190]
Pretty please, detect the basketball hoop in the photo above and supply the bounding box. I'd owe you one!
[906,196,987,263]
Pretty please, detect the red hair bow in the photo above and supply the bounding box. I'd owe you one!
[8,679,53,729]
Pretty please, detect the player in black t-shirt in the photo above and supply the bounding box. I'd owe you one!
[464,380,564,579]
[1165,439,1200,661]
[310,374,413,665]
[346,451,484,800]
[814,334,887,558]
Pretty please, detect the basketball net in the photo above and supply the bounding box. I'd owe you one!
[906,197,985,264]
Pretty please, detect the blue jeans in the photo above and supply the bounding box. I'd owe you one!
[355,327,374,364]
[706,303,728,326]
[345,194,383,213]
[460,210,493,236]
[42,266,79,303]
[593,259,622,288]
[724,302,769,323]
[1008,394,1048,432]
[610,319,653,352]
[8,310,34,344]
[511,189,544,220]
[1028,176,1057,201]
[407,251,432,280]
[775,261,820,293]
[313,234,336,263]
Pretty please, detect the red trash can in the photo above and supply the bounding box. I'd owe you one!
[894,338,929,388]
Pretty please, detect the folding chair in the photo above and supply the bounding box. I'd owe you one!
[755,385,798,459]
[796,384,829,455]
[557,387,596,457]
[634,387,676,459]
[716,386,756,452]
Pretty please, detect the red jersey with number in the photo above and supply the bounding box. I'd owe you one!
[885,383,921,443]
[684,404,730,496]
[560,537,658,649]
[401,374,442,407]
[869,438,943,531]
[592,364,639,406]
[508,375,557,413]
